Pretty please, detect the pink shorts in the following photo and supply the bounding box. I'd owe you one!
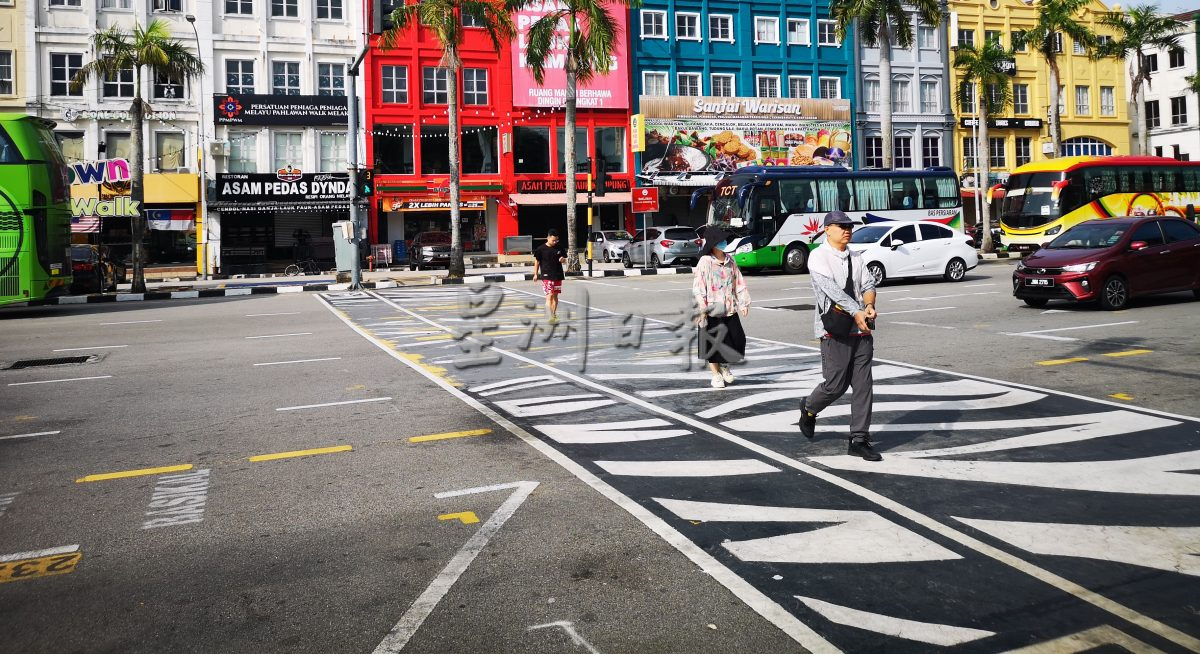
[542,279,563,296]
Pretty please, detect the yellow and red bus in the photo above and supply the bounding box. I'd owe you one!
[997,156,1200,252]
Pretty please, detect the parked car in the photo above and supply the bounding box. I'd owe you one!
[590,230,632,262]
[1012,216,1200,310]
[408,231,452,270]
[848,221,979,285]
[69,244,123,294]
[622,226,703,268]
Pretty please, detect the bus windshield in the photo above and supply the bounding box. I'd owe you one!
[1001,172,1064,228]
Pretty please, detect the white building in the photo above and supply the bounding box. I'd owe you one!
[1135,9,1200,161]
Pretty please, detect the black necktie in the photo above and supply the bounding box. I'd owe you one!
[843,256,854,299]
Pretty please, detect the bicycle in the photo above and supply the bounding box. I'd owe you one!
[284,259,321,276]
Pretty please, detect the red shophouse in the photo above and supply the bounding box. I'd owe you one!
[364,1,635,259]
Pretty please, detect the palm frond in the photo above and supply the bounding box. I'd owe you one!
[523,9,570,85]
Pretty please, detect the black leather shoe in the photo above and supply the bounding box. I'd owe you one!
[798,398,816,440]
[848,438,882,461]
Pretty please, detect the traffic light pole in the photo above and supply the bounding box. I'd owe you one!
[347,46,369,291]
[586,172,594,277]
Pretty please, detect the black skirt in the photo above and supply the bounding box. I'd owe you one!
[698,313,746,364]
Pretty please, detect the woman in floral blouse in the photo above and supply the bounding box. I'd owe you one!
[692,225,751,388]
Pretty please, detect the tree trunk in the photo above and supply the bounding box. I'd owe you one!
[130,78,147,294]
[563,14,580,273]
[447,61,464,278]
[1048,56,1061,156]
[979,101,994,253]
[1132,55,1147,155]
[879,21,894,170]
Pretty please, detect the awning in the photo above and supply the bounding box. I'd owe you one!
[209,200,351,214]
[510,192,632,206]
[383,196,486,212]
[147,208,195,231]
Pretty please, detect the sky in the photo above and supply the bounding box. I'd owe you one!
[1152,0,1197,15]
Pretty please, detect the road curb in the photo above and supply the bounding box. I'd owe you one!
[447,266,697,286]
[29,280,408,305]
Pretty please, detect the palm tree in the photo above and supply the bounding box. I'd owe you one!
[383,1,516,279]
[72,20,204,293]
[954,41,1012,253]
[1013,0,1097,156]
[831,0,940,170]
[1099,6,1184,154]
[1188,73,1200,96]
[521,0,640,272]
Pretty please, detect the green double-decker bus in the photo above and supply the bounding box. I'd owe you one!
[0,114,72,306]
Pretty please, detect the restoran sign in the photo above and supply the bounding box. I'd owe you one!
[511,1,630,109]
[216,172,350,203]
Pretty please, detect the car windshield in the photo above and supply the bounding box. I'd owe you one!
[850,226,892,244]
[1001,172,1064,229]
[1046,223,1128,249]
[420,233,451,244]
[604,231,631,240]
[664,228,696,240]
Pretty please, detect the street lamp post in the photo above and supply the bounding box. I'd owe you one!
[185,14,210,279]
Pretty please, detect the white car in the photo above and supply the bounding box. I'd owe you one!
[848,221,979,285]
[589,230,632,262]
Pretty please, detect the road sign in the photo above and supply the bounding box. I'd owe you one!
[631,187,659,213]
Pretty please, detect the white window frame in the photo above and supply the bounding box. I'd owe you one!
[1168,48,1185,69]
[318,131,347,172]
[918,25,936,49]
[1073,39,1086,55]
[49,0,83,6]
[922,135,941,167]
[273,131,303,170]
[989,136,1006,169]
[50,52,83,97]
[756,74,780,98]
[677,72,701,97]
[957,29,975,48]
[710,73,734,97]
[817,20,840,46]
[270,0,298,18]
[154,131,186,172]
[1012,84,1028,114]
[642,71,668,96]
[381,65,408,103]
[0,51,13,95]
[272,61,301,95]
[103,66,135,98]
[676,12,701,41]
[893,135,913,169]
[463,68,488,105]
[228,131,258,173]
[152,0,181,11]
[864,78,880,112]
[640,10,667,39]
[1074,85,1090,115]
[317,62,346,97]
[787,19,810,46]
[892,78,911,112]
[788,75,810,99]
[920,79,938,113]
[864,136,884,169]
[226,59,255,94]
[1100,86,1115,117]
[709,14,733,43]
[315,0,343,21]
[754,17,779,45]
[818,76,841,99]
[152,71,185,100]
[1015,136,1032,167]
[101,0,133,9]
[422,66,450,105]
[222,0,251,14]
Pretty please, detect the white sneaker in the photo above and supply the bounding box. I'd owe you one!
[710,375,726,389]
[720,365,735,384]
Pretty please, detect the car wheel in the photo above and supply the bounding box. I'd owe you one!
[622,252,632,269]
[1099,275,1129,311]
[651,253,661,268]
[1023,297,1049,308]
[866,262,886,286]
[1193,288,1200,300]
[782,244,808,274]
[944,257,967,282]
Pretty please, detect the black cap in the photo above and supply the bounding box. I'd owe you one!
[698,225,731,256]
[823,210,854,227]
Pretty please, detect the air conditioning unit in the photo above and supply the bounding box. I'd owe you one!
[209,141,229,157]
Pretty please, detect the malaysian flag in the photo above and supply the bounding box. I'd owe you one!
[71,215,100,233]
[147,209,195,231]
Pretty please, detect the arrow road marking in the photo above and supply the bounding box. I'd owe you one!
[527,621,602,654]
[796,596,995,646]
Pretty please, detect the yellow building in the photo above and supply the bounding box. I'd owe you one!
[949,0,1130,182]
[0,0,27,112]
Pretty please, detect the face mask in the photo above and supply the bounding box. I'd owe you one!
[714,240,728,252]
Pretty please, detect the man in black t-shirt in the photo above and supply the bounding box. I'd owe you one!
[533,229,567,324]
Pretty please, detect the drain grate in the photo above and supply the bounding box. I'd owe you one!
[4,356,95,370]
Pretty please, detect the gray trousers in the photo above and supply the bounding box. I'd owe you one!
[806,334,874,440]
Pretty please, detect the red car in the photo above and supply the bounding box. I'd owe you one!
[1013,216,1200,310]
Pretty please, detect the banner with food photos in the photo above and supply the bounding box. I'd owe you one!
[639,95,853,174]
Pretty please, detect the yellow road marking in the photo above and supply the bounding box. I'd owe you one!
[409,428,492,443]
[414,305,461,311]
[1036,357,1089,366]
[438,512,479,525]
[248,445,353,462]
[1109,393,1135,401]
[0,551,82,584]
[76,464,193,483]
[1103,349,1153,358]
[414,334,453,341]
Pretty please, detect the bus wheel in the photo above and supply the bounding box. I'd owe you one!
[783,244,808,274]
[944,258,967,282]
[867,262,886,286]
[1100,275,1129,311]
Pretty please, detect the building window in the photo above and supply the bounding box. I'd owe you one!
[864,79,879,112]
[226,60,254,94]
[513,126,549,174]
[1074,85,1090,115]
[463,126,498,174]
[1060,137,1112,157]
[642,72,667,96]
[989,137,1005,168]
[463,68,488,105]
[1146,53,1158,73]
[594,126,626,173]
[422,67,449,104]
[224,0,251,14]
[676,13,700,40]
[50,53,83,96]
[1012,31,1026,52]
[957,29,974,48]
[711,74,734,97]
[920,80,938,113]
[317,63,345,96]
[1073,39,1086,55]
[272,61,301,95]
[56,131,85,162]
[154,132,185,171]
[1146,100,1160,128]
[316,0,342,20]
[0,51,12,95]
[787,19,810,45]
[101,0,133,9]
[461,11,483,27]
[153,72,184,100]
[273,132,302,170]
[922,136,941,166]
[788,76,810,99]
[960,82,976,114]
[271,0,297,17]
[1053,32,1063,53]
[918,26,936,49]
[962,137,977,168]
[1015,136,1031,167]
[1057,85,1065,113]
[894,136,913,169]
[420,125,450,175]
[819,77,840,99]
[1100,86,1115,116]
[1012,84,1028,114]
[756,75,779,98]
[1171,96,1188,126]
[49,0,83,6]
[677,73,700,97]
[755,17,779,44]
[892,79,911,112]
[382,65,408,103]
[817,20,839,46]
[318,132,347,172]
[985,30,1001,46]
[373,124,414,175]
[228,132,257,173]
[555,127,588,174]
[153,0,181,11]
[864,137,883,169]
[103,67,134,98]
[1169,48,1185,69]
[641,10,666,38]
[1155,145,1164,157]
[710,15,733,42]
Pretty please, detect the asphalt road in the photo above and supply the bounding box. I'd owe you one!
[1,261,1197,653]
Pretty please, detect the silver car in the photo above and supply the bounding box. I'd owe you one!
[622,226,702,268]
[590,230,632,262]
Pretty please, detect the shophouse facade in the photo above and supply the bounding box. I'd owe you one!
[1132,10,1199,161]
[948,0,1129,186]
[0,0,30,113]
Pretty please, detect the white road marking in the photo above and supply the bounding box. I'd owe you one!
[882,306,956,315]
[245,332,313,339]
[535,419,691,444]
[1004,625,1161,653]
[468,375,565,397]
[892,292,998,301]
[527,622,602,654]
[253,357,342,367]
[142,469,211,529]
[1007,320,1139,337]
[594,459,780,477]
[7,376,112,386]
[98,319,162,325]
[1003,332,1079,342]
[961,283,996,288]
[52,345,127,352]
[0,544,79,563]
[755,296,815,303]
[0,492,16,517]
[276,397,392,411]
[245,311,302,317]
[891,321,956,329]
[372,481,540,654]
[0,430,60,441]
[492,394,616,417]
[796,596,996,647]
